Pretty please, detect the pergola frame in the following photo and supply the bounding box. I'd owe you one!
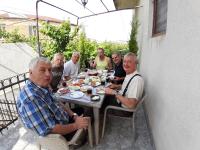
[36,0,135,56]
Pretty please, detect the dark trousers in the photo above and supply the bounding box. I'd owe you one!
[101,95,132,117]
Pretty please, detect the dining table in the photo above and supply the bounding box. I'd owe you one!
[54,84,106,145]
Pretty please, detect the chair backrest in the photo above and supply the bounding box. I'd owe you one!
[135,91,146,112]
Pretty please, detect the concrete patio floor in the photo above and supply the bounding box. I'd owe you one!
[0,106,154,150]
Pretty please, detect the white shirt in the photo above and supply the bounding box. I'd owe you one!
[63,60,79,79]
[118,70,144,108]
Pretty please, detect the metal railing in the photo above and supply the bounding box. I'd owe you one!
[0,72,28,134]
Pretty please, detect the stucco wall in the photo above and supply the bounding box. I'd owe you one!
[137,0,200,150]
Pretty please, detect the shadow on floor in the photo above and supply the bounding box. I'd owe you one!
[0,106,154,150]
[79,106,154,150]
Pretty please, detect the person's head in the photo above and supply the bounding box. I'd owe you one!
[71,51,80,64]
[123,52,138,75]
[52,53,64,67]
[29,57,52,88]
[97,48,105,58]
[112,52,122,65]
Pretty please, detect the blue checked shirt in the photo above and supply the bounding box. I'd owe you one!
[17,80,69,136]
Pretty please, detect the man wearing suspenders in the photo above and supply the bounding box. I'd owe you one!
[105,52,144,109]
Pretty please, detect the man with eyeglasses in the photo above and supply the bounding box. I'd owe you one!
[110,52,126,86]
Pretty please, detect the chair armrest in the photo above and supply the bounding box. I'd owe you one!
[67,129,83,145]
[105,105,136,113]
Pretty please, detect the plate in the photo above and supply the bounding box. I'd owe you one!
[96,90,105,94]
[57,88,69,95]
[91,95,100,101]
[68,85,80,91]
[80,85,93,92]
[69,91,84,98]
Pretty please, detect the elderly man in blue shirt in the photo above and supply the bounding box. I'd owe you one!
[17,57,88,138]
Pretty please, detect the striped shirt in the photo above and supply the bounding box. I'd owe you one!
[17,80,69,136]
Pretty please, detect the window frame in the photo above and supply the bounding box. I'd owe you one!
[152,0,168,37]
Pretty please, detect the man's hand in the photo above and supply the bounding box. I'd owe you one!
[74,116,89,130]
[108,83,119,89]
[105,87,115,95]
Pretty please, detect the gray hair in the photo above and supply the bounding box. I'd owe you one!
[72,51,80,57]
[29,57,51,70]
[53,53,64,60]
[124,52,138,64]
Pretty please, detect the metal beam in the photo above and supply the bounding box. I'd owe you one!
[74,0,95,14]
[100,0,109,12]
[79,8,133,20]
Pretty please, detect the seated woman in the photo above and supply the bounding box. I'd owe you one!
[90,48,112,70]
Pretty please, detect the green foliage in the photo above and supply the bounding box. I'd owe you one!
[27,36,37,50]
[40,20,79,56]
[128,16,139,55]
[0,20,129,69]
[0,28,27,43]
[99,41,128,57]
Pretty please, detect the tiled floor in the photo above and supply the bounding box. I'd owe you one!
[0,106,154,150]
[78,106,154,150]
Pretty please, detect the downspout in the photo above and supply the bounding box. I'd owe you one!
[36,0,42,57]
[134,5,143,70]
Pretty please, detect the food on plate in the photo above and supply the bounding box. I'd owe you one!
[91,95,100,101]
[57,88,69,94]
[84,76,101,86]
[80,85,93,92]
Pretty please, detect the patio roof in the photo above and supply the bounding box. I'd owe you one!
[36,0,139,56]
[36,0,139,21]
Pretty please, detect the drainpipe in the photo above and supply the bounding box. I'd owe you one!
[36,0,42,57]
[134,5,143,70]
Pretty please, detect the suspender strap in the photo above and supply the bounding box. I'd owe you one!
[122,74,141,96]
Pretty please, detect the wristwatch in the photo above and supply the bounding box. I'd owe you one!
[72,113,78,119]
[112,91,118,97]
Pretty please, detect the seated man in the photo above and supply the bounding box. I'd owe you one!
[17,57,88,139]
[90,48,112,70]
[63,51,80,81]
[110,52,126,85]
[105,52,144,109]
[50,53,65,92]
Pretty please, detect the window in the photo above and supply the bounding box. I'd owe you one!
[152,0,168,35]
[29,25,37,36]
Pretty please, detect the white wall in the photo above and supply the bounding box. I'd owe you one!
[137,0,200,150]
[0,43,38,80]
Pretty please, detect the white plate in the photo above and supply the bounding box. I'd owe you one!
[97,90,105,94]
[80,85,93,92]
[91,95,100,101]
[68,86,80,91]
[69,91,84,98]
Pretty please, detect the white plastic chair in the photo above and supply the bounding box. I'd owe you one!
[101,93,146,140]
[12,117,93,150]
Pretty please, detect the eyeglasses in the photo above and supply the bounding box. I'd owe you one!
[112,56,118,59]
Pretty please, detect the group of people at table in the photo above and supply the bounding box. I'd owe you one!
[16,47,144,147]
